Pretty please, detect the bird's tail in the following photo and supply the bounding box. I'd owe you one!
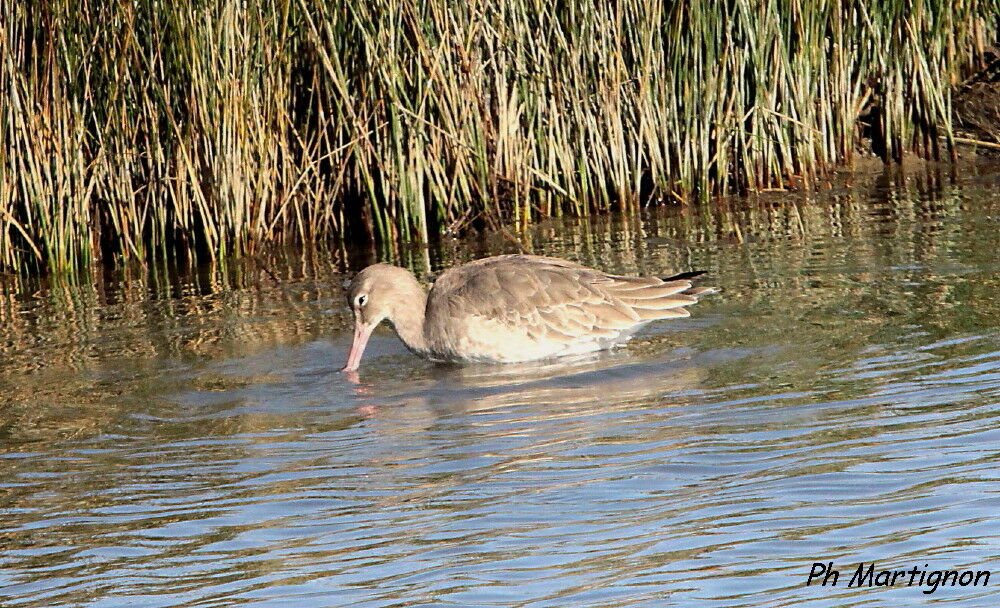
[661,270,717,298]
[660,270,707,281]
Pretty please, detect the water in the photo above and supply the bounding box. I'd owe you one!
[2,166,1000,607]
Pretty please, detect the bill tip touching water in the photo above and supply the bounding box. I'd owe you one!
[342,254,716,372]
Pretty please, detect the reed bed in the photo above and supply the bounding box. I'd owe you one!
[1,0,997,275]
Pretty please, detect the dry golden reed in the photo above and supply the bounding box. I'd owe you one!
[1,0,996,274]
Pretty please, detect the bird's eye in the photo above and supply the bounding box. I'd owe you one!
[355,294,368,308]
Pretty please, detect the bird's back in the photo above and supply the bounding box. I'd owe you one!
[420,255,712,363]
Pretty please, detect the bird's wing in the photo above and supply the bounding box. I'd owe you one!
[430,255,708,345]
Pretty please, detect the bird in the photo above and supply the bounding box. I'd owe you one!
[342,254,716,372]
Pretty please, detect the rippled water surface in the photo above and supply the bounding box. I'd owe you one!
[3,168,1000,607]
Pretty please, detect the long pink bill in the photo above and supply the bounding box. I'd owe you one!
[342,323,374,372]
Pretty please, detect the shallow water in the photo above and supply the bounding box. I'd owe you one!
[2,166,1000,607]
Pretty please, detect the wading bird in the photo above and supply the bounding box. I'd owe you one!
[343,254,715,372]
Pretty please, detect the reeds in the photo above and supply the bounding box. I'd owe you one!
[1,0,996,274]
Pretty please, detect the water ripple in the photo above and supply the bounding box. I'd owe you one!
[5,180,1000,606]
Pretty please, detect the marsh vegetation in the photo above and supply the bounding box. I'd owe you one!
[2,0,997,274]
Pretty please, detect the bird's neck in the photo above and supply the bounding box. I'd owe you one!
[387,280,429,355]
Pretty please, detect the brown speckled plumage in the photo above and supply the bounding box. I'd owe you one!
[342,255,715,371]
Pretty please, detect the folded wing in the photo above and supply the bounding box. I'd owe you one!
[425,255,714,361]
